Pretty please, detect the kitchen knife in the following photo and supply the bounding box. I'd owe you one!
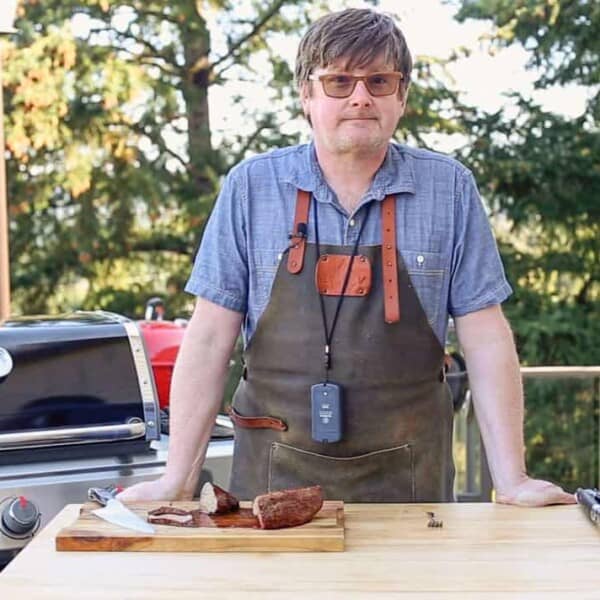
[88,486,155,534]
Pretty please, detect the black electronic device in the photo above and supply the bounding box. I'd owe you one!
[311,382,343,443]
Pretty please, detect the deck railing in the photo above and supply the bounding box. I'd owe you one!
[454,366,600,502]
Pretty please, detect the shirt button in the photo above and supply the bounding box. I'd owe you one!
[417,255,425,265]
[349,219,356,227]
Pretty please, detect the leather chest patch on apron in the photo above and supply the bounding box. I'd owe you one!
[315,254,372,296]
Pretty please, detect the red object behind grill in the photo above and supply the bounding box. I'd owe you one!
[137,320,185,409]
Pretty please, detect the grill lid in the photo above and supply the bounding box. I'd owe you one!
[0,311,160,451]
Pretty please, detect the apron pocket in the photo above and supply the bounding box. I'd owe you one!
[268,442,415,503]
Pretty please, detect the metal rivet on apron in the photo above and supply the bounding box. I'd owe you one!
[322,256,328,262]
[360,256,366,262]
[358,288,364,294]
[291,260,297,267]
[386,244,392,249]
[387,261,392,267]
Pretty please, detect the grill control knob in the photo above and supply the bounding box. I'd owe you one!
[1,496,40,536]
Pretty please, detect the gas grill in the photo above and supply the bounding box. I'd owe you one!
[0,311,233,567]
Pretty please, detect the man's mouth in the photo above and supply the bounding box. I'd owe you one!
[342,117,377,121]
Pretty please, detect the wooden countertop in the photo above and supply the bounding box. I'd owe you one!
[1,502,598,599]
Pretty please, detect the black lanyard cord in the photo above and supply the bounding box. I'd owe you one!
[313,197,372,380]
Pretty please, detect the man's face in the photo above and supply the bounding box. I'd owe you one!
[300,56,408,157]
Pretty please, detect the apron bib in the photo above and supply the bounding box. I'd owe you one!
[228,192,455,502]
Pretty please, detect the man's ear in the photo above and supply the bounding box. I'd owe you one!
[400,83,410,107]
[398,84,410,113]
[299,82,313,127]
[300,82,310,116]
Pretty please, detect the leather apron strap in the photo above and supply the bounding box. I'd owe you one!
[287,190,311,274]
[382,195,400,324]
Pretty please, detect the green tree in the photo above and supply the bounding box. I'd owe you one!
[4,1,464,317]
[454,1,599,354]
[454,0,600,488]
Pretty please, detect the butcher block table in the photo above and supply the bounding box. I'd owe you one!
[1,502,599,599]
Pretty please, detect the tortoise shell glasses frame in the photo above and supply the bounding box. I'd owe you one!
[307,71,404,98]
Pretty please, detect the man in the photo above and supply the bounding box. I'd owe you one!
[120,9,574,505]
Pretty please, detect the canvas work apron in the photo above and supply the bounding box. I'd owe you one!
[228,190,455,502]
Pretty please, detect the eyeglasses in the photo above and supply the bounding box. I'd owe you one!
[308,72,404,98]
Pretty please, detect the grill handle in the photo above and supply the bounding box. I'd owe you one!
[0,421,146,451]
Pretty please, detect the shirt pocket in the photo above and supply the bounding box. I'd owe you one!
[401,250,446,326]
[251,249,282,309]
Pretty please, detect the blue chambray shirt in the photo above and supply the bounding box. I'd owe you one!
[185,142,513,348]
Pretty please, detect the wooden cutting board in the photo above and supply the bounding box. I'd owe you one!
[55,500,345,552]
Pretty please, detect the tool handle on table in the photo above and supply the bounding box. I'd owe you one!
[575,488,600,526]
[88,485,120,506]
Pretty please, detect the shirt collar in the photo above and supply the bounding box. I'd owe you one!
[283,141,416,202]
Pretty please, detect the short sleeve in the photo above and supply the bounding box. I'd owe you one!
[184,167,248,313]
[448,169,513,317]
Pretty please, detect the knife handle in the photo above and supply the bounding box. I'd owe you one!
[575,487,600,526]
[88,486,120,506]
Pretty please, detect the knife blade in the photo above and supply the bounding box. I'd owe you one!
[88,486,155,534]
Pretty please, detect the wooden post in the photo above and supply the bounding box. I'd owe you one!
[0,48,10,321]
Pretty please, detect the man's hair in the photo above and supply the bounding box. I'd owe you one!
[295,9,412,96]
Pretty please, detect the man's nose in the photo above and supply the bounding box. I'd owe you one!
[349,80,373,106]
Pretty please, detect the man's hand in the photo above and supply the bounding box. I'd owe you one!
[495,475,576,507]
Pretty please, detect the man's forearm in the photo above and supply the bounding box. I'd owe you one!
[163,342,230,495]
[162,300,242,496]
[456,306,527,492]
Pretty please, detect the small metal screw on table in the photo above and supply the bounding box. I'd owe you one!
[426,511,443,528]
